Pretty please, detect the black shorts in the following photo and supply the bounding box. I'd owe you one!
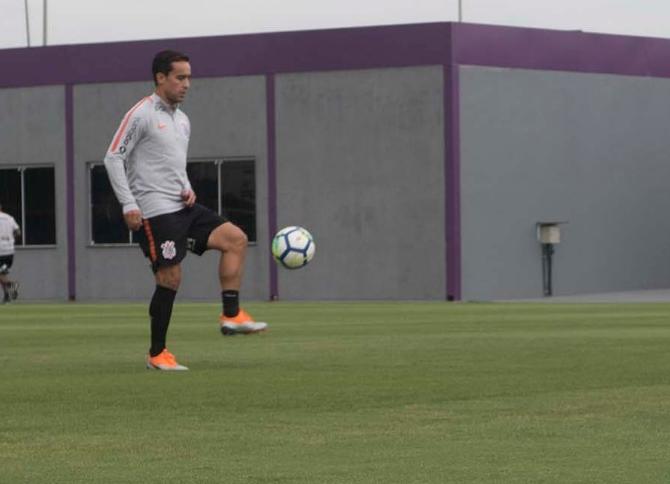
[0,255,13,275]
[135,204,227,273]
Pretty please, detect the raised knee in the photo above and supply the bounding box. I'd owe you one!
[234,228,248,250]
[221,224,248,251]
[208,223,248,252]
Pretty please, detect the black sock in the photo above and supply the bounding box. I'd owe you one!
[222,290,239,317]
[1,283,8,302]
[149,285,177,357]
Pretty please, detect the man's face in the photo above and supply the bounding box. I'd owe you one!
[156,61,191,105]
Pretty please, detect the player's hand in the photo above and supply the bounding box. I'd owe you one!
[181,189,196,207]
[123,210,143,231]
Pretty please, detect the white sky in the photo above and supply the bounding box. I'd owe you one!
[2,0,670,49]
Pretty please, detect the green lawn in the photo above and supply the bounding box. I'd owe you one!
[1,301,670,483]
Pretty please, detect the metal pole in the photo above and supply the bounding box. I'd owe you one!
[458,0,463,22]
[546,244,553,296]
[24,0,31,46]
[541,243,555,297]
[43,0,47,46]
[20,168,26,245]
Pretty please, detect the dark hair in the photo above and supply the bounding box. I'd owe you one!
[152,50,190,85]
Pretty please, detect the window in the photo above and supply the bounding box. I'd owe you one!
[187,159,257,242]
[0,166,56,246]
[219,160,256,243]
[186,161,218,213]
[89,164,138,244]
[88,158,256,245]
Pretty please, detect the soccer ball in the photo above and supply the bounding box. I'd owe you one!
[271,226,315,269]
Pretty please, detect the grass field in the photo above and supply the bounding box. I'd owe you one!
[1,301,670,483]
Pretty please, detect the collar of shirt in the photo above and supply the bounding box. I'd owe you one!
[151,92,179,114]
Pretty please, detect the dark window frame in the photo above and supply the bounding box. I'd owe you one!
[87,157,257,246]
[0,165,57,248]
[188,157,257,243]
[87,162,135,246]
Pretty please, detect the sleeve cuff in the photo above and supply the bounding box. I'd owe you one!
[122,203,140,214]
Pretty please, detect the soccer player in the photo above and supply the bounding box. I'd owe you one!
[104,50,267,371]
[0,203,21,304]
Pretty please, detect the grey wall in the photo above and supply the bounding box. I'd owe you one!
[460,66,670,299]
[275,66,445,299]
[74,81,154,300]
[0,86,68,299]
[70,67,446,302]
[184,76,268,299]
[73,76,268,300]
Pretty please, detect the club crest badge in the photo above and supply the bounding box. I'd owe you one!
[161,240,177,260]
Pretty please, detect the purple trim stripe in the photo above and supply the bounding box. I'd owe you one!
[266,74,279,300]
[65,84,76,300]
[445,25,462,301]
[0,23,450,88]
[443,25,462,301]
[5,23,670,89]
[452,23,670,77]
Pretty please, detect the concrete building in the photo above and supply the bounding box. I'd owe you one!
[2,22,670,301]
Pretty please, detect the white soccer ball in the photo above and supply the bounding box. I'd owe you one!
[271,226,315,269]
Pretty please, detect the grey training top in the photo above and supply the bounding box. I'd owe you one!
[104,93,192,219]
[0,212,19,256]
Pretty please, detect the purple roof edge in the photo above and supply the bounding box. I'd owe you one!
[5,22,670,88]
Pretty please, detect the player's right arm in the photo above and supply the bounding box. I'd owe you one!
[103,98,149,231]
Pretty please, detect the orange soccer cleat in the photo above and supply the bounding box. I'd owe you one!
[219,308,268,336]
[146,348,189,371]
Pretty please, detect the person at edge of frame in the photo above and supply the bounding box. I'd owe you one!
[0,203,21,304]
